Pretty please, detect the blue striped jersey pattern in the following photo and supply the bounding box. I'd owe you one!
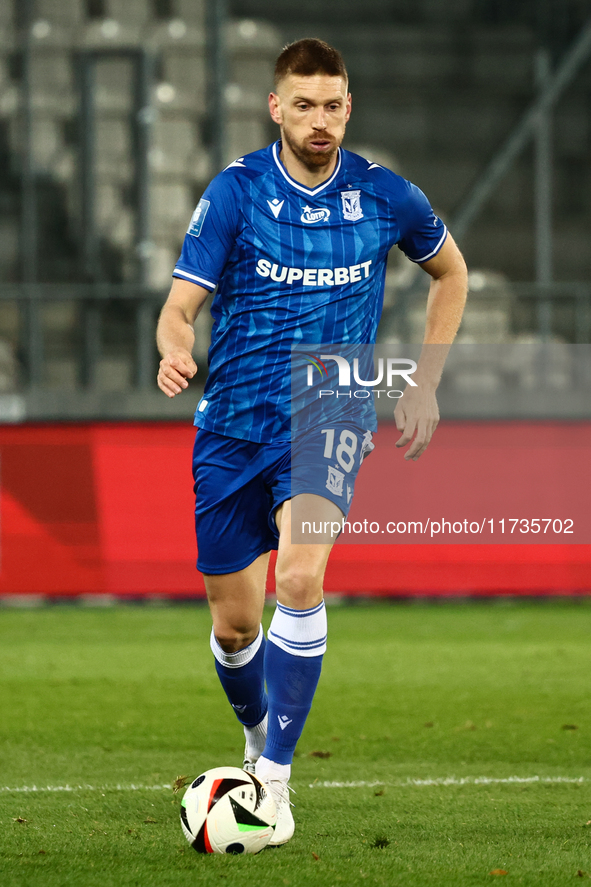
[173,141,447,443]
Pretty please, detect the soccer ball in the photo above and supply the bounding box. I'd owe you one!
[180,766,277,854]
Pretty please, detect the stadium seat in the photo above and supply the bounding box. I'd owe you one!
[27,18,77,49]
[175,0,206,28]
[0,1,14,50]
[0,57,18,116]
[144,18,205,48]
[95,182,123,226]
[104,0,153,29]
[81,18,141,48]
[150,113,202,178]
[95,117,133,178]
[29,52,75,115]
[228,19,282,95]
[226,116,269,165]
[35,0,86,28]
[148,240,180,290]
[161,52,207,114]
[94,57,135,113]
[93,183,135,249]
[150,182,194,238]
[8,114,66,174]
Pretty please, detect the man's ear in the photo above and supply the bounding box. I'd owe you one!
[345,92,352,123]
[269,92,282,125]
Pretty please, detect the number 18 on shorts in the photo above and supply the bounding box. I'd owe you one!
[290,423,374,542]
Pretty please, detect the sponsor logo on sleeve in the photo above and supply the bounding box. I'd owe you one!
[187,199,210,238]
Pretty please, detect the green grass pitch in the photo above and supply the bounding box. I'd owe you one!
[1,601,590,886]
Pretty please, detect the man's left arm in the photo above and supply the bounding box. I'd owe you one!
[394,233,468,460]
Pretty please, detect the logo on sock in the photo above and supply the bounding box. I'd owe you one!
[278,715,293,731]
[232,704,247,712]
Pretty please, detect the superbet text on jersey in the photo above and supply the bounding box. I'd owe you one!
[173,141,447,445]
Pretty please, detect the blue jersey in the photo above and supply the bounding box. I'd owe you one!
[173,141,447,443]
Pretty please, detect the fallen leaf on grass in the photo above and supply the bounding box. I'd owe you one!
[311,852,320,861]
[38,849,46,855]
[173,775,189,794]
[143,818,157,823]
[13,817,28,824]
[308,750,332,758]
[562,724,578,730]
[374,789,385,796]
[489,870,508,876]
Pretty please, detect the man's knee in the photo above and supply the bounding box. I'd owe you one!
[213,621,260,654]
[275,561,324,607]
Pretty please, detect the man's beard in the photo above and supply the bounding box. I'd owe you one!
[282,127,339,171]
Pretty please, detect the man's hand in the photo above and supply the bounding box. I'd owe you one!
[394,384,440,461]
[157,349,197,398]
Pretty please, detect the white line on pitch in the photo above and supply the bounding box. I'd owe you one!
[0,783,172,794]
[1,775,585,795]
[309,775,586,788]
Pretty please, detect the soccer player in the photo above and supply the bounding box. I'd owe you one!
[157,38,467,844]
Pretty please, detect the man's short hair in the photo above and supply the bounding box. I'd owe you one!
[274,38,348,90]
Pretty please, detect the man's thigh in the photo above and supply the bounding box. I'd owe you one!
[290,422,375,535]
[192,430,284,575]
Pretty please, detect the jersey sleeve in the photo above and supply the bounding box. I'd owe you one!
[173,172,242,290]
[395,180,447,264]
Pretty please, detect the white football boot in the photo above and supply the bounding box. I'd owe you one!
[255,756,295,846]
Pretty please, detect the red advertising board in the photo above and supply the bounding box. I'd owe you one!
[0,421,589,597]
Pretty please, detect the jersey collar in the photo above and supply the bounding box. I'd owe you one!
[272,141,342,197]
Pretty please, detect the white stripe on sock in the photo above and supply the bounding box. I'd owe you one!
[210,625,264,668]
[268,601,327,657]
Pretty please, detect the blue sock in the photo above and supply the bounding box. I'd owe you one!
[263,601,327,765]
[210,625,267,728]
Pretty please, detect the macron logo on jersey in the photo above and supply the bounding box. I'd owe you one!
[256,258,372,286]
[267,198,284,219]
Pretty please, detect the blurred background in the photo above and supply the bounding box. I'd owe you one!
[1,0,590,599]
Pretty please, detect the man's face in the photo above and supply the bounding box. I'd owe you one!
[269,74,351,171]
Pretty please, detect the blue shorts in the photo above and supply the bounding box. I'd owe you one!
[192,425,374,575]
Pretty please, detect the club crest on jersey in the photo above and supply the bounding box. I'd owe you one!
[326,465,345,497]
[341,189,363,221]
[301,205,330,224]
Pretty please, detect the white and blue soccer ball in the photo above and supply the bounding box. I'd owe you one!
[180,766,277,854]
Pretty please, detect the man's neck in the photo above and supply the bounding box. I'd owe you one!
[278,140,338,189]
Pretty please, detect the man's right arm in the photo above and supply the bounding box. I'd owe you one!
[156,277,210,398]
